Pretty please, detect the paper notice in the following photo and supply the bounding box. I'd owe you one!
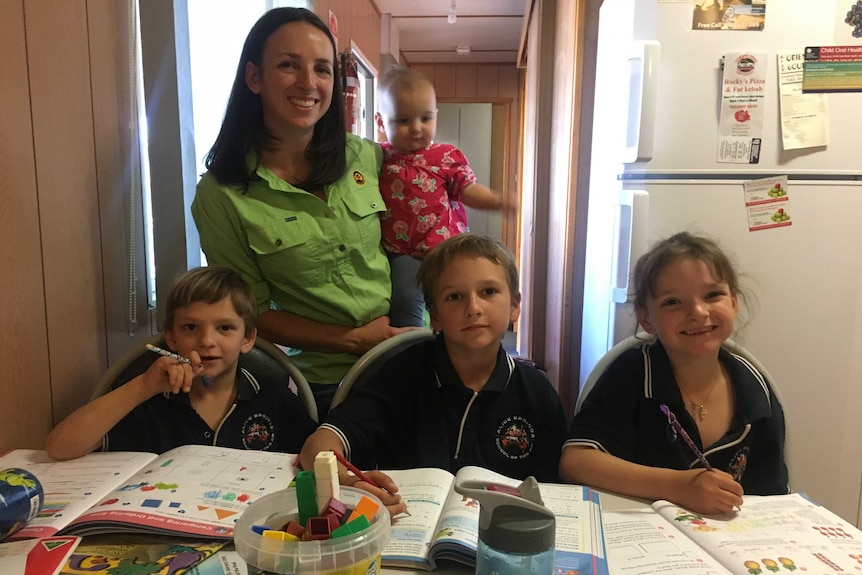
[777,52,829,150]
[718,53,766,163]
[743,176,793,232]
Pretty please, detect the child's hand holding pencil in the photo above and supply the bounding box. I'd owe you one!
[331,451,409,518]
[144,344,211,393]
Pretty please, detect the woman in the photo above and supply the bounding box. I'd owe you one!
[192,8,411,418]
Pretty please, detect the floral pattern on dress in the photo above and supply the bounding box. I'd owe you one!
[380,142,475,256]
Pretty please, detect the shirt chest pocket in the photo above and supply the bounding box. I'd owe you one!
[247,217,323,286]
[341,187,386,251]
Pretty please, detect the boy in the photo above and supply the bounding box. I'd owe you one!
[46,266,317,460]
[375,67,508,328]
[300,234,566,484]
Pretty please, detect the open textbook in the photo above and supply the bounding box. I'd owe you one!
[603,493,862,575]
[382,466,609,574]
[0,445,297,540]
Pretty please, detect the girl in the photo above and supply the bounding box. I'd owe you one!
[560,232,787,515]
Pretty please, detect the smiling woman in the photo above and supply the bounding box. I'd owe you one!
[191,7,414,419]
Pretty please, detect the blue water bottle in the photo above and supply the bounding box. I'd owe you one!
[454,476,555,575]
[0,468,44,541]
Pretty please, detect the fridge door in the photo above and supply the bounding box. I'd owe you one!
[623,177,862,527]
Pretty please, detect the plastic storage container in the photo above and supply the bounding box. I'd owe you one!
[235,486,390,575]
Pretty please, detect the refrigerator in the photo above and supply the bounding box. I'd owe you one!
[580,0,862,526]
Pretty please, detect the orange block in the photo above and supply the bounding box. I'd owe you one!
[347,495,379,523]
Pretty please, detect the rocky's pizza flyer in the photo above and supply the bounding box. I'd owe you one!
[743,176,793,231]
[718,52,767,163]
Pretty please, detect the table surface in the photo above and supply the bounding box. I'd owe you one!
[380,489,650,575]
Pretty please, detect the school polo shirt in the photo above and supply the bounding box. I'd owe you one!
[321,336,567,482]
[103,367,317,455]
[566,340,788,495]
[192,134,389,384]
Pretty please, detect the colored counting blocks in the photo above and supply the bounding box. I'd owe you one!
[295,470,317,526]
[251,466,376,545]
[331,514,371,539]
[313,451,341,514]
[347,495,380,523]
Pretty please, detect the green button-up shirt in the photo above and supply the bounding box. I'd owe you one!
[192,134,390,383]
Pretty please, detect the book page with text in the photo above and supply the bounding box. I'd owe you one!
[604,508,733,574]
[381,467,457,568]
[1,450,157,539]
[65,445,298,538]
[652,493,862,575]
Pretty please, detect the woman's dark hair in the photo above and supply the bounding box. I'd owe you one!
[204,7,346,191]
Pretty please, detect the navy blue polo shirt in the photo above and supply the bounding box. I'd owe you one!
[104,367,317,454]
[566,340,788,495]
[321,336,567,482]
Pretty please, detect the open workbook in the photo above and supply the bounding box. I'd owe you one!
[381,466,609,574]
[603,493,862,575]
[0,445,297,540]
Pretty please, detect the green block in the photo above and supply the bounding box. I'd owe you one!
[331,514,371,538]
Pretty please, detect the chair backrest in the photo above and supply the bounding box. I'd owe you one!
[576,334,786,414]
[330,328,436,410]
[90,334,319,422]
[576,335,650,415]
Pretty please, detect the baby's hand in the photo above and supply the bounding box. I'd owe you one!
[677,468,743,515]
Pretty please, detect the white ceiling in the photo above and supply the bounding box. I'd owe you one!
[373,0,527,65]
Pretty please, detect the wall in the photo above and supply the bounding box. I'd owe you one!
[0,0,145,453]
[314,0,381,70]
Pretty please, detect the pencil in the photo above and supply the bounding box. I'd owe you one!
[659,403,713,471]
[145,343,212,388]
[331,450,391,494]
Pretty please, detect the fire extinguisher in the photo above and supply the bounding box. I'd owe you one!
[341,52,360,135]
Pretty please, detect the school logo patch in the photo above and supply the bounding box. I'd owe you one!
[728,446,749,482]
[242,413,274,450]
[352,170,366,185]
[495,416,535,460]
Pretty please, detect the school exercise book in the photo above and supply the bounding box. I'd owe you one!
[0,445,298,540]
[602,492,862,575]
[381,466,609,574]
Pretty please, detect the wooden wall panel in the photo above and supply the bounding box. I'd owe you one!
[315,0,381,71]
[476,66,499,98]
[0,0,53,452]
[455,65,478,98]
[26,1,107,423]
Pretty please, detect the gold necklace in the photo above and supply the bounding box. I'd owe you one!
[679,369,721,421]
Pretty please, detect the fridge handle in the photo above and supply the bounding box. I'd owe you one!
[612,190,650,304]
[623,41,660,164]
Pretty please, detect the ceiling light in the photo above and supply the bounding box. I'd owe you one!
[448,0,456,24]
[456,46,470,56]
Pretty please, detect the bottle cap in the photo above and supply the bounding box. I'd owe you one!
[454,476,555,555]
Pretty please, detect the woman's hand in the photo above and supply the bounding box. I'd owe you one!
[351,316,420,355]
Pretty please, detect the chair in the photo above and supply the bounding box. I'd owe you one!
[90,334,319,422]
[329,328,436,409]
[576,334,786,418]
[575,334,649,415]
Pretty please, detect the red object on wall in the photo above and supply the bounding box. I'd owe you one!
[341,52,360,135]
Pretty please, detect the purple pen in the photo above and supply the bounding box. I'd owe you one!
[145,343,213,387]
[659,403,713,471]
